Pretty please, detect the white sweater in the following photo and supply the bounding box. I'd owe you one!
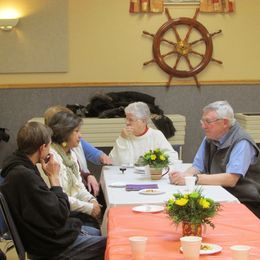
[109,128,178,166]
[50,148,96,215]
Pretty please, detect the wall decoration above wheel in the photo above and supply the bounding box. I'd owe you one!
[143,8,222,87]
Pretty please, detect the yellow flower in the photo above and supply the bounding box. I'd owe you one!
[159,155,166,161]
[137,148,169,168]
[166,189,221,229]
[151,154,156,160]
[175,198,188,206]
[199,198,210,208]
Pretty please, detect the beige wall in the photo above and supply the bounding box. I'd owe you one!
[0,0,68,74]
[0,0,259,86]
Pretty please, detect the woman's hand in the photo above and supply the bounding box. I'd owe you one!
[121,126,134,139]
[87,175,100,197]
[91,200,101,219]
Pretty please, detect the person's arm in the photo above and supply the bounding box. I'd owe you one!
[80,139,102,165]
[70,178,101,218]
[81,138,112,165]
[66,170,100,216]
[192,137,207,173]
[40,153,60,187]
[99,153,112,165]
[15,166,71,228]
[195,173,240,187]
[84,173,100,197]
[109,134,133,165]
[73,143,100,196]
[169,139,206,185]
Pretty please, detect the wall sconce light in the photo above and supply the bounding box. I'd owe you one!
[0,17,19,31]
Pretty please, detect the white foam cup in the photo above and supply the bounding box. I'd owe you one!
[230,245,251,260]
[180,236,202,260]
[184,176,196,192]
[129,236,148,260]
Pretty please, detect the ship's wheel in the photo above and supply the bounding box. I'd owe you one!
[143,8,222,87]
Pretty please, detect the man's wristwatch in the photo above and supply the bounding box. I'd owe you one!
[193,174,199,184]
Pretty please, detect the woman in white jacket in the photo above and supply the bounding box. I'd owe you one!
[48,111,101,228]
[109,102,179,166]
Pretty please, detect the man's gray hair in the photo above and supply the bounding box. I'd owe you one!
[124,102,150,121]
[203,100,236,126]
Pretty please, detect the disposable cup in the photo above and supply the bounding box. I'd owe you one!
[230,245,251,260]
[185,176,196,192]
[129,236,148,260]
[180,236,202,260]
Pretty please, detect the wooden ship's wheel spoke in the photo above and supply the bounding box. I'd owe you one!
[174,54,182,70]
[190,50,223,64]
[184,8,200,42]
[143,31,176,46]
[144,50,177,66]
[142,8,222,87]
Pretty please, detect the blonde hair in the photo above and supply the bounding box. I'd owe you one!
[44,105,72,125]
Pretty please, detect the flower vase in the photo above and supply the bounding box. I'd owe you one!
[149,166,163,180]
[182,222,202,237]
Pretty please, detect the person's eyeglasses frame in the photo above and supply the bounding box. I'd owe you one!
[200,118,223,125]
[125,117,145,124]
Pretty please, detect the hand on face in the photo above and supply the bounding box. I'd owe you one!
[121,126,134,139]
[41,153,60,179]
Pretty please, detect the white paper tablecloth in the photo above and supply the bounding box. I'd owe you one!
[100,165,239,207]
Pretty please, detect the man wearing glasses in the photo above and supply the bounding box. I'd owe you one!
[169,100,260,218]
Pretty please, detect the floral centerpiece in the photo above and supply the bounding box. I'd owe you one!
[165,189,221,236]
[137,148,169,168]
[137,148,170,180]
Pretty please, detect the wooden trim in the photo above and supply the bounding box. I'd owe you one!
[0,80,260,89]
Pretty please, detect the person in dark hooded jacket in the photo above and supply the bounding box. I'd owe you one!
[0,122,106,259]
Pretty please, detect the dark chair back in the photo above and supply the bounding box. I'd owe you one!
[0,191,26,260]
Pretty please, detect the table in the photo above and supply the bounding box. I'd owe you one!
[105,203,260,259]
[100,165,239,208]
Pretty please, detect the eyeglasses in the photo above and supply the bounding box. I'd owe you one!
[125,117,139,123]
[200,118,222,125]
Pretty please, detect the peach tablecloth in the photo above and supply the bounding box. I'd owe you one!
[105,203,260,259]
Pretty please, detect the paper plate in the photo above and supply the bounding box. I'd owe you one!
[180,243,222,255]
[132,205,164,213]
[109,182,126,188]
[139,189,165,195]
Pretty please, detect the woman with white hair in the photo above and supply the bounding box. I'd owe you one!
[109,102,178,166]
